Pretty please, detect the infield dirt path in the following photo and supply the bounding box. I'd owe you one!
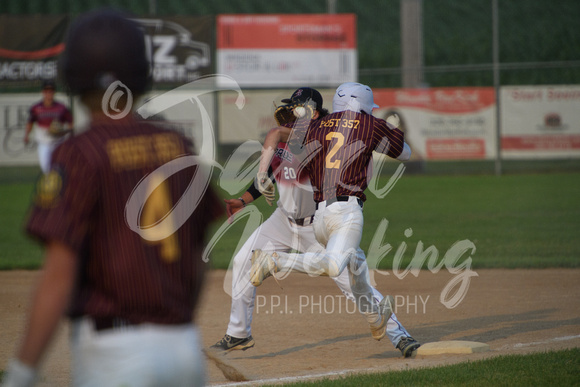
[1,268,579,385]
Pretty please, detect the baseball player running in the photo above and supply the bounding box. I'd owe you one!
[251,82,420,357]
[1,10,222,387]
[212,88,418,358]
[24,80,74,174]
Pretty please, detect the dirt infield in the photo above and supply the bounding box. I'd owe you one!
[1,268,579,385]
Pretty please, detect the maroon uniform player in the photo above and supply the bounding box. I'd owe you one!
[294,108,406,203]
[251,82,420,356]
[2,9,223,387]
[24,81,73,174]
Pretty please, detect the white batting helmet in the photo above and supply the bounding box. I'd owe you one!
[332,82,379,114]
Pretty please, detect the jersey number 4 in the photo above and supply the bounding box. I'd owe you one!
[141,174,180,263]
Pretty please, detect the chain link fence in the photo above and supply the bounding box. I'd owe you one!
[1,0,579,174]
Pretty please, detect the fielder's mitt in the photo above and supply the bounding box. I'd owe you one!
[274,102,314,126]
[386,113,400,129]
[48,120,71,138]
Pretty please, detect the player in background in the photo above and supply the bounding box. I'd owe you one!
[251,82,420,357]
[211,88,418,358]
[24,80,73,174]
[1,9,222,387]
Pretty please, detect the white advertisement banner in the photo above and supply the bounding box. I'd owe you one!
[218,88,335,144]
[501,85,580,158]
[216,14,356,87]
[217,49,356,87]
[373,88,497,160]
[0,90,215,166]
[0,93,57,166]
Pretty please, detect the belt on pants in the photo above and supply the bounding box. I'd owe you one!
[89,317,187,332]
[315,196,363,210]
[288,215,314,226]
[90,317,138,332]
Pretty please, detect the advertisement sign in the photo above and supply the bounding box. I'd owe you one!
[0,15,69,88]
[218,88,335,144]
[500,85,580,158]
[0,15,214,89]
[217,14,357,87]
[372,88,497,160]
[136,17,213,86]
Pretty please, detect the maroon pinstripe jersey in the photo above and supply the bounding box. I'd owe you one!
[290,110,405,203]
[26,117,223,325]
[28,101,73,129]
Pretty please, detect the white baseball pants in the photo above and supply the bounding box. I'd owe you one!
[226,206,411,347]
[70,318,205,387]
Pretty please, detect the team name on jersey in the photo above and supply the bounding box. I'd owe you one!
[274,147,293,163]
[106,133,185,171]
[35,110,61,120]
[320,118,360,129]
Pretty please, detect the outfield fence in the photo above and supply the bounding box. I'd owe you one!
[1,1,579,174]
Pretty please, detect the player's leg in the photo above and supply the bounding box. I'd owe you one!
[298,199,364,277]
[387,313,420,356]
[271,221,326,277]
[254,200,363,279]
[37,143,52,174]
[309,199,389,338]
[331,255,417,350]
[214,208,295,351]
[323,199,395,339]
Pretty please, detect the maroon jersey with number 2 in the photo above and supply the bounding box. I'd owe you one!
[290,110,405,203]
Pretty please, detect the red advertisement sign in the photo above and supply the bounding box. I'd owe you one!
[217,14,356,49]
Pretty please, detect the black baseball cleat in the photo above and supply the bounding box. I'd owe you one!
[397,336,421,358]
[210,334,255,352]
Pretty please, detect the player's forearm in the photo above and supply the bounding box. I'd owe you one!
[17,241,77,367]
[240,190,255,205]
[24,123,33,137]
[397,142,412,161]
[259,127,290,173]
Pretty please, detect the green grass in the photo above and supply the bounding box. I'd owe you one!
[1,166,579,384]
[0,348,578,385]
[0,183,44,269]
[271,348,580,387]
[360,171,580,270]
[1,167,579,270]
[208,170,580,271]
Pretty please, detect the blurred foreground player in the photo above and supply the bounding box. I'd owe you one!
[1,9,222,387]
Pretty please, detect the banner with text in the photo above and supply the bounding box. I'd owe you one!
[0,15,69,89]
[216,14,357,87]
[500,85,580,158]
[373,87,497,160]
[0,15,214,89]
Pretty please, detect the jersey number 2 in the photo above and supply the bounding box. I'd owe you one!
[325,132,345,169]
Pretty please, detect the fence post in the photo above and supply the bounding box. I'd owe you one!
[493,0,502,175]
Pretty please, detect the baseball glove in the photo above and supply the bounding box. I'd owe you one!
[274,102,314,126]
[386,113,400,129]
[48,120,71,138]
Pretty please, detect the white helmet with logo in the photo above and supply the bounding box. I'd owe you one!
[332,82,379,114]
